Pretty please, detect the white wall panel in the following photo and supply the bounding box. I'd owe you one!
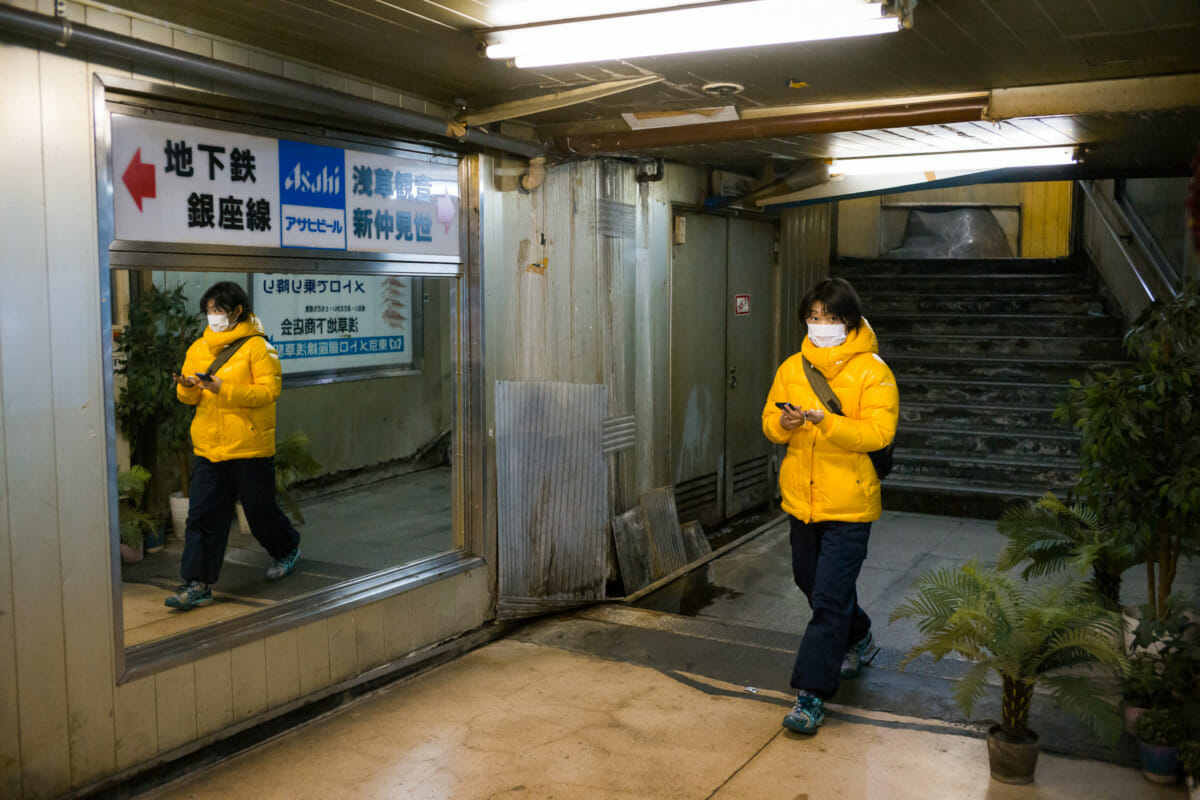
[40,41,120,789]
[354,605,386,672]
[230,640,269,722]
[155,663,198,754]
[193,651,235,739]
[264,630,302,709]
[0,36,73,800]
[296,619,332,697]
[113,677,157,772]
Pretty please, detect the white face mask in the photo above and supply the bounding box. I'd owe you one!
[808,322,847,348]
[207,313,231,332]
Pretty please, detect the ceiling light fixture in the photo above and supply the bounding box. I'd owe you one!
[828,146,1078,176]
[482,0,912,68]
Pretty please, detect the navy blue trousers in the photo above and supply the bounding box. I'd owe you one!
[180,456,300,585]
[789,517,873,699]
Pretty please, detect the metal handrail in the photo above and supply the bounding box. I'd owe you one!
[1077,179,1179,308]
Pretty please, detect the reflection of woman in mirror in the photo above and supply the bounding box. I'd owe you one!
[165,281,301,611]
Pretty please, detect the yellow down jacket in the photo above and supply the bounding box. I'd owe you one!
[177,314,281,462]
[761,320,899,523]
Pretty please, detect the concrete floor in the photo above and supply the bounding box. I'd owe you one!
[130,510,1195,799]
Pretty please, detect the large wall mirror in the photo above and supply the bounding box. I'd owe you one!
[111,268,459,649]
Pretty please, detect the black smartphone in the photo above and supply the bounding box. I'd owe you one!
[194,372,212,381]
[775,402,794,411]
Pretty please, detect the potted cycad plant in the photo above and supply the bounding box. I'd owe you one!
[996,492,1138,610]
[890,561,1127,785]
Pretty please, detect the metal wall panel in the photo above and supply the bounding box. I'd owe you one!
[495,381,608,616]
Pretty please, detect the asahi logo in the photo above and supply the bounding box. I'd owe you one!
[284,161,341,196]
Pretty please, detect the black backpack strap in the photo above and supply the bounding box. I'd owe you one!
[802,357,844,417]
[205,334,265,376]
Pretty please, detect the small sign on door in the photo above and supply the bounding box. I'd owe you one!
[734,294,751,315]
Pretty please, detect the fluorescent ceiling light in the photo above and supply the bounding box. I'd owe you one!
[484,0,906,68]
[828,147,1078,176]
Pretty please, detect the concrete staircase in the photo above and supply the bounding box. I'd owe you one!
[833,257,1125,519]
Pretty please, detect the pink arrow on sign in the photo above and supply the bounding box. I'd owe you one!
[122,148,156,212]
[436,194,457,233]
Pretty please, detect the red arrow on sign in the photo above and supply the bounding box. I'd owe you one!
[122,148,156,212]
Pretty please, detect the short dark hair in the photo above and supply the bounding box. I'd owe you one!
[199,281,251,320]
[800,277,863,332]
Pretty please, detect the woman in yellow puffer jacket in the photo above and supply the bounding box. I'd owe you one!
[164,281,301,612]
[761,277,898,736]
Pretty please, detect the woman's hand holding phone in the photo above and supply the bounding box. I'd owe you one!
[172,372,197,388]
[777,401,806,431]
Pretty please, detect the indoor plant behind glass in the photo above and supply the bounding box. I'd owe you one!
[890,561,1127,785]
[117,465,156,564]
[114,283,203,535]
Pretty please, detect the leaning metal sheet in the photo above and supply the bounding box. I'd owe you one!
[495,381,608,617]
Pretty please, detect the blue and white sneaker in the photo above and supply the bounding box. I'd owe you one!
[783,691,825,734]
[164,582,213,611]
[266,546,300,580]
[840,630,880,679]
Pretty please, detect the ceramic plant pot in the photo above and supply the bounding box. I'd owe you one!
[169,491,189,539]
[1124,705,1148,738]
[987,725,1039,785]
[119,540,143,564]
[142,525,166,554]
[1138,741,1181,784]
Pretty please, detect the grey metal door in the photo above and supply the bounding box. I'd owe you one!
[724,217,777,517]
[671,211,777,527]
[670,211,728,527]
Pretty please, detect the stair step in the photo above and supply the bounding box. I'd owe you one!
[897,425,1079,459]
[880,476,1066,519]
[850,274,1088,294]
[890,451,1077,487]
[837,257,1078,276]
[869,294,1105,315]
[870,313,1121,337]
[889,354,1120,383]
[901,401,1060,430]
[883,334,1124,360]
[896,376,1071,407]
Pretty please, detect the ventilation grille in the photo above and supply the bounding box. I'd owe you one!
[674,472,719,523]
[732,455,770,496]
[602,414,637,454]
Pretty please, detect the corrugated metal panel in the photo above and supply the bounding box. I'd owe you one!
[495,380,608,618]
[639,486,688,578]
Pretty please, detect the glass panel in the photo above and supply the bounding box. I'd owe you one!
[111,269,457,646]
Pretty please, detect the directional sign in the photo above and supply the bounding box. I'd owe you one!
[111,114,459,258]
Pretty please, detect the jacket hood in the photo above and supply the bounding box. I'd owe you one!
[801,317,878,378]
[203,313,267,356]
